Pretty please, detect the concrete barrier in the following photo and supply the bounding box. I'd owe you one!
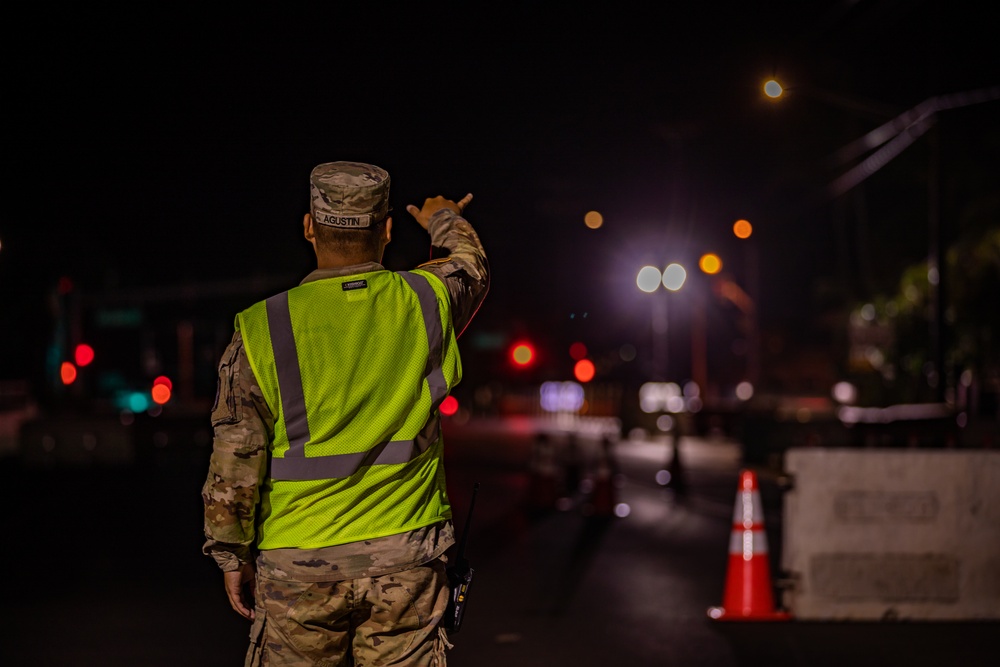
[781,447,1000,620]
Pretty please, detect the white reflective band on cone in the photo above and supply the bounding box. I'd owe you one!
[728,528,769,560]
[730,489,765,527]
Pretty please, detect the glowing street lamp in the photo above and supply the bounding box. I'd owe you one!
[662,263,687,291]
[636,265,662,293]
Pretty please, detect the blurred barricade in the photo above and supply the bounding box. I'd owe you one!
[781,447,1000,620]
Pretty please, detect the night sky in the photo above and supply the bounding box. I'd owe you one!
[3,1,998,390]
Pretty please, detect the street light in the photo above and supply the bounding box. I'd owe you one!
[636,263,687,380]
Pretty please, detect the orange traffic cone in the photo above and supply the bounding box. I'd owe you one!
[707,469,791,621]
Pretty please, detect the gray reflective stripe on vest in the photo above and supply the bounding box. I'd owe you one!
[265,271,447,481]
[398,271,449,409]
[271,438,417,480]
[266,292,311,456]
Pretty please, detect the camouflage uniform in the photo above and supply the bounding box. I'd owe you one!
[203,167,489,666]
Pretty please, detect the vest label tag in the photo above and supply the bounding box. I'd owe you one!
[342,279,368,291]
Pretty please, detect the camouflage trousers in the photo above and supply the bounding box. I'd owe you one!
[245,556,452,667]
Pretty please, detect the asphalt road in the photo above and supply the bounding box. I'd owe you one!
[0,413,995,666]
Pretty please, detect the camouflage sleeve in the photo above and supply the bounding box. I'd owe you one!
[201,331,273,572]
[417,207,490,337]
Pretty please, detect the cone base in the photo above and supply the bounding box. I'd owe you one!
[707,606,792,622]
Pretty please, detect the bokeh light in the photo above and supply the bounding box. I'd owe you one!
[584,210,604,229]
[440,395,459,416]
[764,79,783,98]
[151,383,172,405]
[60,361,77,385]
[128,392,150,413]
[574,359,595,383]
[511,343,534,366]
[832,381,857,404]
[699,253,722,275]
[662,263,687,291]
[74,343,95,367]
[733,219,753,239]
[540,381,584,412]
[636,266,661,293]
[569,341,588,360]
[736,381,754,401]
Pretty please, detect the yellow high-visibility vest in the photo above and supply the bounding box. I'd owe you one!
[237,269,460,550]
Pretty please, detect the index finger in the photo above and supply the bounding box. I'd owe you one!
[456,193,473,212]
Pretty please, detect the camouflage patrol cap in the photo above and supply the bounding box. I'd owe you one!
[309,161,390,229]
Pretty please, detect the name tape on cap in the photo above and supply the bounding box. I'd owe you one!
[318,213,372,228]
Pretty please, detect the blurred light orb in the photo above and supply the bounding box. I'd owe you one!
[662,263,687,291]
[733,219,753,239]
[637,266,662,293]
[699,253,722,275]
[666,395,686,413]
[656,414,674,431]
[736,381,754,401]
[928,266,940,286]
[60,361,78,385]
[584,210,604,229]
[151,383,172,405]
[511,343,534,366]
[574,359,596,383]
[764,79,783,98]
[619,343,636,362]
[440,395,459,416]
[683,381,700,398]
[128,392,150,413]
[74,343,95,367]
[569,341,588,360]
[655,469,672,486]
[861,304,876,321]
[540,381,585,412]
[614,503,631,518]
[832,381,857,404]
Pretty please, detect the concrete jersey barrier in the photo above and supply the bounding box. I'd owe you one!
[781,447,1000,620]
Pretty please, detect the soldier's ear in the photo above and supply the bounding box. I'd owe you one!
[303,213,316,244]
[384,217,392,244]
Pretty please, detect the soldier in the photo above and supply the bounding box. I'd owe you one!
[202,161,489,666]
